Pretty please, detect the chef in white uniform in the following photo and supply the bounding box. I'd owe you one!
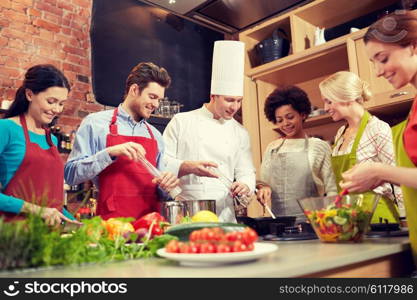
[163,41,256,222]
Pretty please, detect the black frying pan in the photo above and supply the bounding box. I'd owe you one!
[237,216,296,236]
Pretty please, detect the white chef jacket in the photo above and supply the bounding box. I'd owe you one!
[163,104,256,222]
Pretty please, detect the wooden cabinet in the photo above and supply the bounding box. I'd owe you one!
[239,0,415,178]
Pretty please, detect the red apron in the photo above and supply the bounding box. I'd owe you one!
[1,114,64,221]
[97,108,159,220]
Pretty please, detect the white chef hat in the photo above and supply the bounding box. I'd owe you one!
[210,40,245,97]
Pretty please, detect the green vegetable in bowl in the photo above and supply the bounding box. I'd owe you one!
[304,203,373,242]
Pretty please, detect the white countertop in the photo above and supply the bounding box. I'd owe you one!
[1,237,410,278]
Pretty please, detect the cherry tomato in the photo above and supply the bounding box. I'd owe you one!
[188,242,200,254]
[179,243,191,253]
[217,243,231,253]
[201,228,214,242]
[232,240,247,252]
[242,228,258,245]
[225,231,238,242]
[211,227,224,235]
[235,232,243,241]
[189,230,201,242]
[165,240,179,253]
[200,243,215,253]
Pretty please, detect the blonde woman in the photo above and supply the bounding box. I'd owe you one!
[319,71,404,224]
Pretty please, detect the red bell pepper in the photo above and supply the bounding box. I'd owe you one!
[132,212,166,231]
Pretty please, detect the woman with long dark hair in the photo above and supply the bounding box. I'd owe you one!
[0,64,80,226]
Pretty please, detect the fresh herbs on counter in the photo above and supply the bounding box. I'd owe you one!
[0,215,176,271]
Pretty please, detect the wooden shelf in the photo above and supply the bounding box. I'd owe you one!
[369,98,413,124]
[240,0,408,190]
[271,99,414,134]
[247,28,366,79]
[294,0,397,28]
[304,114,333,128]
[270,113,332,131]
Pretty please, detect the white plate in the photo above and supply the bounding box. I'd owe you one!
[157,242,278,266]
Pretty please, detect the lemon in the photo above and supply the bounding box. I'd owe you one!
[191,210,219,222]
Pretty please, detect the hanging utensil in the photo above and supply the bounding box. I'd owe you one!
[137,155,182,200]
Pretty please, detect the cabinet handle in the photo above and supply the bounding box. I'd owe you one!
[390,91,408,98]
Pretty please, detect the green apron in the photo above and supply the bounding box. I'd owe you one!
[331,111,399,224]
[392,119,417,266]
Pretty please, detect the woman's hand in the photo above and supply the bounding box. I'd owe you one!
[22,202,82,227]
[106,142,146,161]
[152,171,180,193]
[340,162,383,192]
[41,208,82,227]
[256,185,272,205]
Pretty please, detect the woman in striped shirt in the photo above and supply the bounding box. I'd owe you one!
[319,71,404,224]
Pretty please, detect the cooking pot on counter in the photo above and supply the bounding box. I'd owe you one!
[161,200,216,224]
[237,216,296,236]
[181,200,216,217]
[160,201,185,225]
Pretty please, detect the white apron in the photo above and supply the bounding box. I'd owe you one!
[262,137,319,222]
[176,113,240,223]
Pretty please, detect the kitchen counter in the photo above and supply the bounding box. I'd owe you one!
[1,237,412,278]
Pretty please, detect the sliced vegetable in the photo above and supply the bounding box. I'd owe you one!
[304,202,372,242]
[333,216,347,225]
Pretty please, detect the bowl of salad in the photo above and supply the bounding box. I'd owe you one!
[297,193,380,243]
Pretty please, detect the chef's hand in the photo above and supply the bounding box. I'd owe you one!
[340,162,383,192]
[152,171,180,193]
[106,142,146,161]
[231,182,250,198]
[178,161,219,178]
[256,185,272,205]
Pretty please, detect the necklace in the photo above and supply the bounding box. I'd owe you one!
[337,127,357,152]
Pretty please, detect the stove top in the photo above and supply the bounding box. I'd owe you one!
[261,222,318,241]
[365,222,409,238]
[366,229,409,238]
[262,232,318,241]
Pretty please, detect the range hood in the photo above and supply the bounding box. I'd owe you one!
[138,0,313,33]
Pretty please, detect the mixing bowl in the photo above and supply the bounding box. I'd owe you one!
[297,193,380,242]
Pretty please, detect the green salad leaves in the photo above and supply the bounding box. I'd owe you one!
[0,215,176,271]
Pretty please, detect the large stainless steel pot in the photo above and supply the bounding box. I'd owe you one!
[160,201,185,225]
[181,200,216,217]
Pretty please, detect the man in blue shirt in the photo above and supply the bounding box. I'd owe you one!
[64,62,180,220]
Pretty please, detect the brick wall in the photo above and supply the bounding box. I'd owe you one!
[0,0,103,133]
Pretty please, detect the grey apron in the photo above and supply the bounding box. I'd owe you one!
[264,137,319,222]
